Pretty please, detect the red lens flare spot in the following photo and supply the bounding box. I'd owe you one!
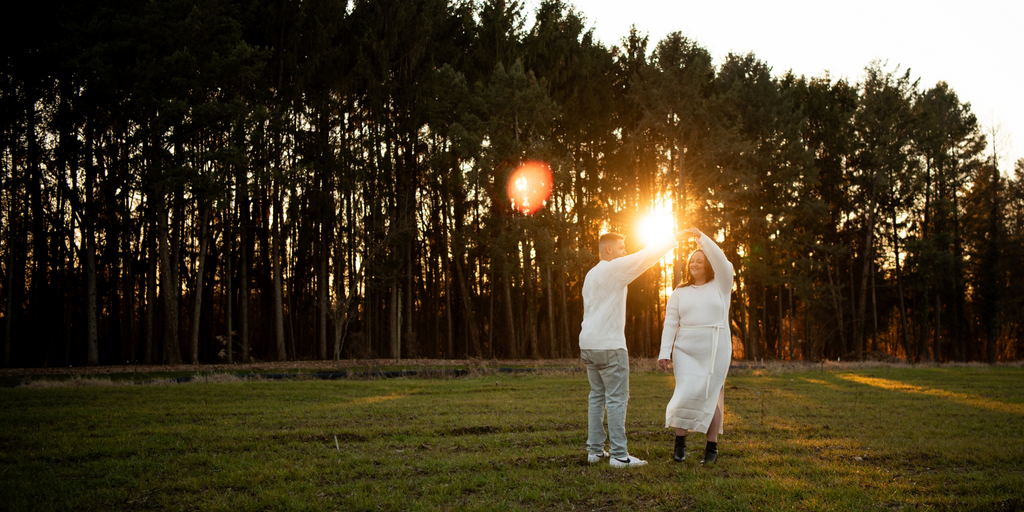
[506,161,553,215]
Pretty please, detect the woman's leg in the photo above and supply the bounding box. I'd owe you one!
[673,428,687,461]
[706,405,723,443]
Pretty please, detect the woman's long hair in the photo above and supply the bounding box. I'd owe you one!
[677,249,715,288]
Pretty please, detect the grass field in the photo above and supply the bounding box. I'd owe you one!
[1,362,1022,511]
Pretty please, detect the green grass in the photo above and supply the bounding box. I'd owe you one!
[1,364,1022,511]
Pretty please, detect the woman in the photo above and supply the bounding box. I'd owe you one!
[657,227,734,464]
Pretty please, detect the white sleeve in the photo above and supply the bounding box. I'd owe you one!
[698,233,734,299]
[604,237,678,286]
[658,290,680,360]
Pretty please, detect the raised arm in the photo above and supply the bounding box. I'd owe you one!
[604,233,685,286]
[695,232,734,298]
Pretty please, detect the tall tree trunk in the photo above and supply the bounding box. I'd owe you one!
[489,267,496,359]
[891,212,912,362]
[559,264,571,358]
[777,284,784,359]
[85,223,99,366]
[503,273,518,359]
[762,284,768,359]
[317,239,328,360]
[122,205,135,364]
[225,222,233,364]
[84,130,99,366]
[272,182,287,361]
[741,278,749,358]
[156,193,181,365]
[239,202,250,363]
[546,263,556,358]
[826,255,845,358]
[916,290,929,362]
[933,293,941,362]
[332,235,351,361]
[144,218,156,364]
[788,284,795,360]
[444,253,454,358]
[895,258,912,362]
[523,239,539,359]
[390,284,400,360]
[453,251,482,358]
[739,277,754,359]
[983,159,1002,364]
[28,92,51,366]
[188,203,211,364]
[954,266,966,362]
[172,187,185,363]
[3,235,15,368]
[285,184,298,361]
[856,193,878,360]
[235,123,250,363]
[870,262,879,353]
[405,242,415,358]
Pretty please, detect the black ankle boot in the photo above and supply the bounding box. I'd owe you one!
[673,435,687,462]
[701,441,718,465]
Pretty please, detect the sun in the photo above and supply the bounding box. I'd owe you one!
[636,198,679,300]
[638,213,675,246]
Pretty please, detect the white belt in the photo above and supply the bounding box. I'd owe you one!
[675,323,723,399]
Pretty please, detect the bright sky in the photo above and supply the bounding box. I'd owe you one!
[525,0,1023,173]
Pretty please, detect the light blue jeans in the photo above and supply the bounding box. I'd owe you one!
[580,349,630,459]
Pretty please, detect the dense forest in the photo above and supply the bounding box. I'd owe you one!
[3,0,1023,368]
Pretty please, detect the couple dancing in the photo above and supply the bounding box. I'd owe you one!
[579,227,733,467]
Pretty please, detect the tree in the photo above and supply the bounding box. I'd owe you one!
[851,61,918,361]
[910,81,985,361]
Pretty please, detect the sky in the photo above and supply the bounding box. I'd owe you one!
[523,0,1023,173]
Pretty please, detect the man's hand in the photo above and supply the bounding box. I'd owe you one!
[658,359,672,371]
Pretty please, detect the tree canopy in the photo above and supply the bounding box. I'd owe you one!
[3,0,1022,368]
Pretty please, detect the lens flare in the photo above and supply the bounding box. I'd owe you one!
[638,214,675,246]
[506,161,553,215]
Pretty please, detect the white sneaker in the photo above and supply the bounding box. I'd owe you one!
[610,455,648,468]
[587,450,609,463]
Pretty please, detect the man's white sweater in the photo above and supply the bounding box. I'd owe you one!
[579,238,678,351]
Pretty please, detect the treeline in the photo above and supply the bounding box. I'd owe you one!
[3,0,1023,368]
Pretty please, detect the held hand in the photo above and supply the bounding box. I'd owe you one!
[658,359,672,371]
[675,228,701,241]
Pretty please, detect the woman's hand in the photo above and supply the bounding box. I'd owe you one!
[682,227,702,239]
[658,359,672,371]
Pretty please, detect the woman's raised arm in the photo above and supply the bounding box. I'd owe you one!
[694,230,734,297]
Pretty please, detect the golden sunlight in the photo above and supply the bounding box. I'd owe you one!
[349,394,407,405]
[638,214,675,247]
[637,195,678,299]
[835,374,1024,415]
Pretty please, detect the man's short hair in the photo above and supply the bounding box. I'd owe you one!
[599,232,625,252]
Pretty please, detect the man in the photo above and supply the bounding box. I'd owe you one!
[580,230,686,467]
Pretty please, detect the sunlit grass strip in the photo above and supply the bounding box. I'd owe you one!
[835,373,1024,415]
[348,393,407,405]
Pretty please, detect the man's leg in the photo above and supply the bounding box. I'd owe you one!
[580,350,608,457]
[600,349,630,460]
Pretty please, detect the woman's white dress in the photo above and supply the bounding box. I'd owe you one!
[657,233,734,434]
